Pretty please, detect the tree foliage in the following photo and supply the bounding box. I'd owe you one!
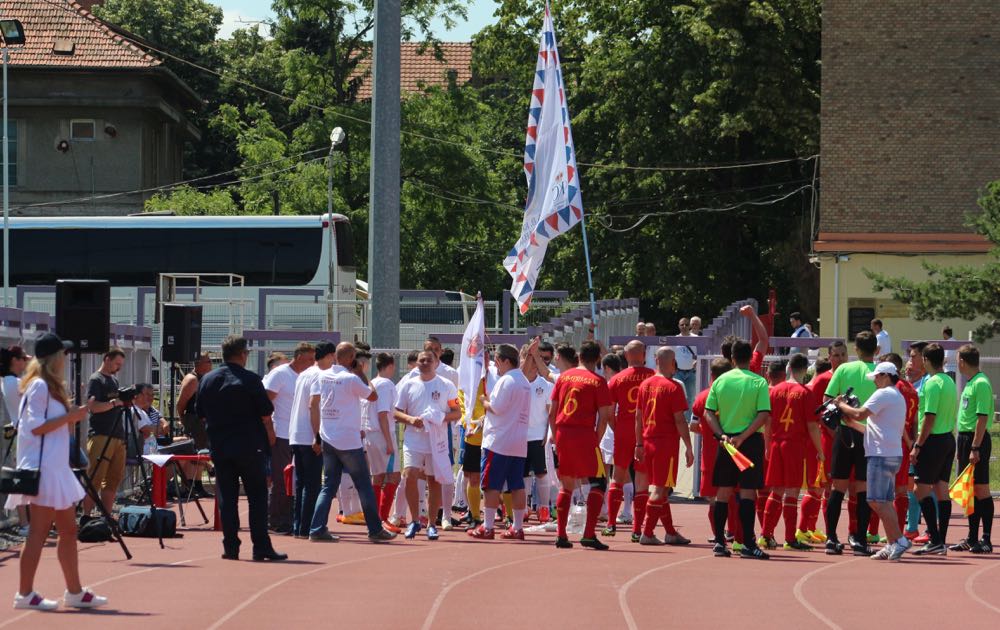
[867,182,1000,341]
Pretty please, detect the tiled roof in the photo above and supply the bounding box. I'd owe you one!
[1,0,160,69]
[355,42,472,100]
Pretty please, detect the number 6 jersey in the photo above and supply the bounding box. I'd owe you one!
[551,366,612,429]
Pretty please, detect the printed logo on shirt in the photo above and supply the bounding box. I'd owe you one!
[535,386,546,396]
[432,391,441,401]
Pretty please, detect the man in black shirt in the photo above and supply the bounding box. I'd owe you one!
[197,335,286,561]
[83,348,126,516]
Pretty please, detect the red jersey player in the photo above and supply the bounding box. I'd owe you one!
[605,341,654,539]
[759,355,823,550]
[634,347,693,545]
[548,341,614,550]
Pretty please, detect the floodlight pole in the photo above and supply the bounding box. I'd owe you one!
[2,46,9,308]
[326,128,345,332]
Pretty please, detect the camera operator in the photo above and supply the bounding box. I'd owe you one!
[836,362,912,560]
[133,384,168,455]
[82,348,126,517]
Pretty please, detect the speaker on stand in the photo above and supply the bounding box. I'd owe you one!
[161,304,203,440]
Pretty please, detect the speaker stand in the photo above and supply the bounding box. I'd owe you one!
[168,362,180,441]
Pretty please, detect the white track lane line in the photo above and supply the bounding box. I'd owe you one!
[618,556,709,630]
[965,561,1000,615]
[791,558,862,630]
[421,551,564,630]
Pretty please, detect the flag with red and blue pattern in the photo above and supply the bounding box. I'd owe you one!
[503,2,584,315]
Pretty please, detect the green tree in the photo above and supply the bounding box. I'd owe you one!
[867,182,1000,341]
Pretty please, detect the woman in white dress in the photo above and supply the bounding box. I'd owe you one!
[1,346,30,534]
[7,333,107,611]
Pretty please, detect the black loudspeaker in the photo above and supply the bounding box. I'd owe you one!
[161,303,202,364]
[55,279,110,353]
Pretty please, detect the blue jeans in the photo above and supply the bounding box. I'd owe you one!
[292,445,323,538]
[867,456,902,503]
[310,443,382,536]
[675,369,697,419]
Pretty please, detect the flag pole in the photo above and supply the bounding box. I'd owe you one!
[579,211,598,333]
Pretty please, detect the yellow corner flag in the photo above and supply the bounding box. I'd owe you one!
[948,463,975,516]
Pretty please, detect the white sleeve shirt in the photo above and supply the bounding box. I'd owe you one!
[482,369,532,457]
[310,366,372,450]
[262,363,299,440]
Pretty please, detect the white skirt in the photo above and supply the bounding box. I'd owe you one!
[4,463,86,511]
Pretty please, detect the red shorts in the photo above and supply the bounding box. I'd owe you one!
[613,423,638,469]
[894,448,911,487]
[765,439,807,489]
[643,436,680,489]
[699,436,718,497]
[554,427,602,479]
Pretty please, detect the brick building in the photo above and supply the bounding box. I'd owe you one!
[813,0,999,345]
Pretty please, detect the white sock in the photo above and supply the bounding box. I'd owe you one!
[418,479,427,516]
[897,536,909,546]
[394,483,408,521]
[484,507,498,531]
[454,470,467,508]
[537,476,551,509]
[524,478,534,507]
[513,509,525,530]
[441,483,455,521]
[622,482,634,518]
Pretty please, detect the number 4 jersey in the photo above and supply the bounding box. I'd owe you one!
[551,367,613,429]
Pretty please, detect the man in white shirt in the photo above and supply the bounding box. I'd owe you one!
[262,342,315,534]
[837,362,910,560]
[872,319,892,356]
[468,344,532,540]
[287,342,336,539]
[364,352,401,531]
[789,312,812,356]
[690,316,703,336]
[942,327,957,378]
[307,343,395,543]
[395,350,461,540]
[674,318,699,419]
[522,340,555,521]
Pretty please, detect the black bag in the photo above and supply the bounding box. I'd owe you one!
[119,505,178,539]
[78,516,113,542]
[0,394,46,496]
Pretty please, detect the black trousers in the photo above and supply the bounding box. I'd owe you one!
[213,450,273,555]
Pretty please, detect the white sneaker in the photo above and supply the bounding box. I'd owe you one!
[871,544,894,560]
[13,592,58,611]
[888,537,913,561]
[63,588,107,609]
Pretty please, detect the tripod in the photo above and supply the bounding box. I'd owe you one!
[122,404,152,505]
[71,353,132,560]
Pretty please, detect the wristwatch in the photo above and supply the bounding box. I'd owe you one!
[971,445,981,452]
[714,433,723,442]
[914,443,922,450]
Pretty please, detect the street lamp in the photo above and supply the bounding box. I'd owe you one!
[1,19,25,309]
[326,126,346,331]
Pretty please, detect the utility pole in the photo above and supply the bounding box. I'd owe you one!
[367,0,401,350]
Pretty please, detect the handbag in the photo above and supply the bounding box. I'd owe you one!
[0,392,47,496]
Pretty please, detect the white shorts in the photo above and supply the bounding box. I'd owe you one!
[403,446,435,477]
[365,432,400,475]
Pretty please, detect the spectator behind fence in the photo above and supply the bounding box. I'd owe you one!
[82,348,126,518]
[197,335,285,562]
[871,319,892,356]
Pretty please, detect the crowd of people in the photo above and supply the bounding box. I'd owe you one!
[3,305,996,610]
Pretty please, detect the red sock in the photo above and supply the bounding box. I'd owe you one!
[868,511,880,537]
[632,492,649,536]
[708,503,717,539]
[659,499,678,536]
[894,494,908,531]
[799,491,818,532]
[381,482,398,521]
[373,484,383,516]
[584,490,604,538]
[821,492,830,532]
[782,497,798,544]
[729,497,743,544]
[643,500,665,537]
[848,495,857,534]
[606,483,624,527]
[806,489,822,531]
[756,492,768,528]
[761,493,782,539]
[556,489,572,538]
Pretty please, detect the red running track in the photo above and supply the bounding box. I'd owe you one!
[1,501,998,629]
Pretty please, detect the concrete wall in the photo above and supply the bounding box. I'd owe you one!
[816,252,992,348]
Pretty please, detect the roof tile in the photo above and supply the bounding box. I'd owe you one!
[355,42,472,100]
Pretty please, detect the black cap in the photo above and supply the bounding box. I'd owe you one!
[34,333,74,359]
[314,341,336,359]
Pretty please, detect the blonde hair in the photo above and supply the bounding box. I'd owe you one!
[19,352,71,408]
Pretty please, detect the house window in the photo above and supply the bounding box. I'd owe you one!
[3,120,15,187]
[70,119,95,141]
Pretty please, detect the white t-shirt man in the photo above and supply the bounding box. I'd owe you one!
[673,340,697,371]
[790,324,812,356]
[310,365,372,450]
[262,363,300,440]
[288,365,324,446]
[395,375,458,453]
[861,385,906,457]
[527,376,553,442]
[362,376,397,436]
[482,368,532,458]
[875,329,892,356]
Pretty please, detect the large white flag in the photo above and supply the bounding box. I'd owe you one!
[503,3,584,315]
[458,293,485,423]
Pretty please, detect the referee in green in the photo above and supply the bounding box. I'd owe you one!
[911,343,958,556]
[952,344,995,553]
[703,340,771,559]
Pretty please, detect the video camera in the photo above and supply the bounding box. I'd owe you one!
[116,385,139,404]
[815,387,860,431]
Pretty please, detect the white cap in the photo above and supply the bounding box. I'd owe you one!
[866,362,898,380]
